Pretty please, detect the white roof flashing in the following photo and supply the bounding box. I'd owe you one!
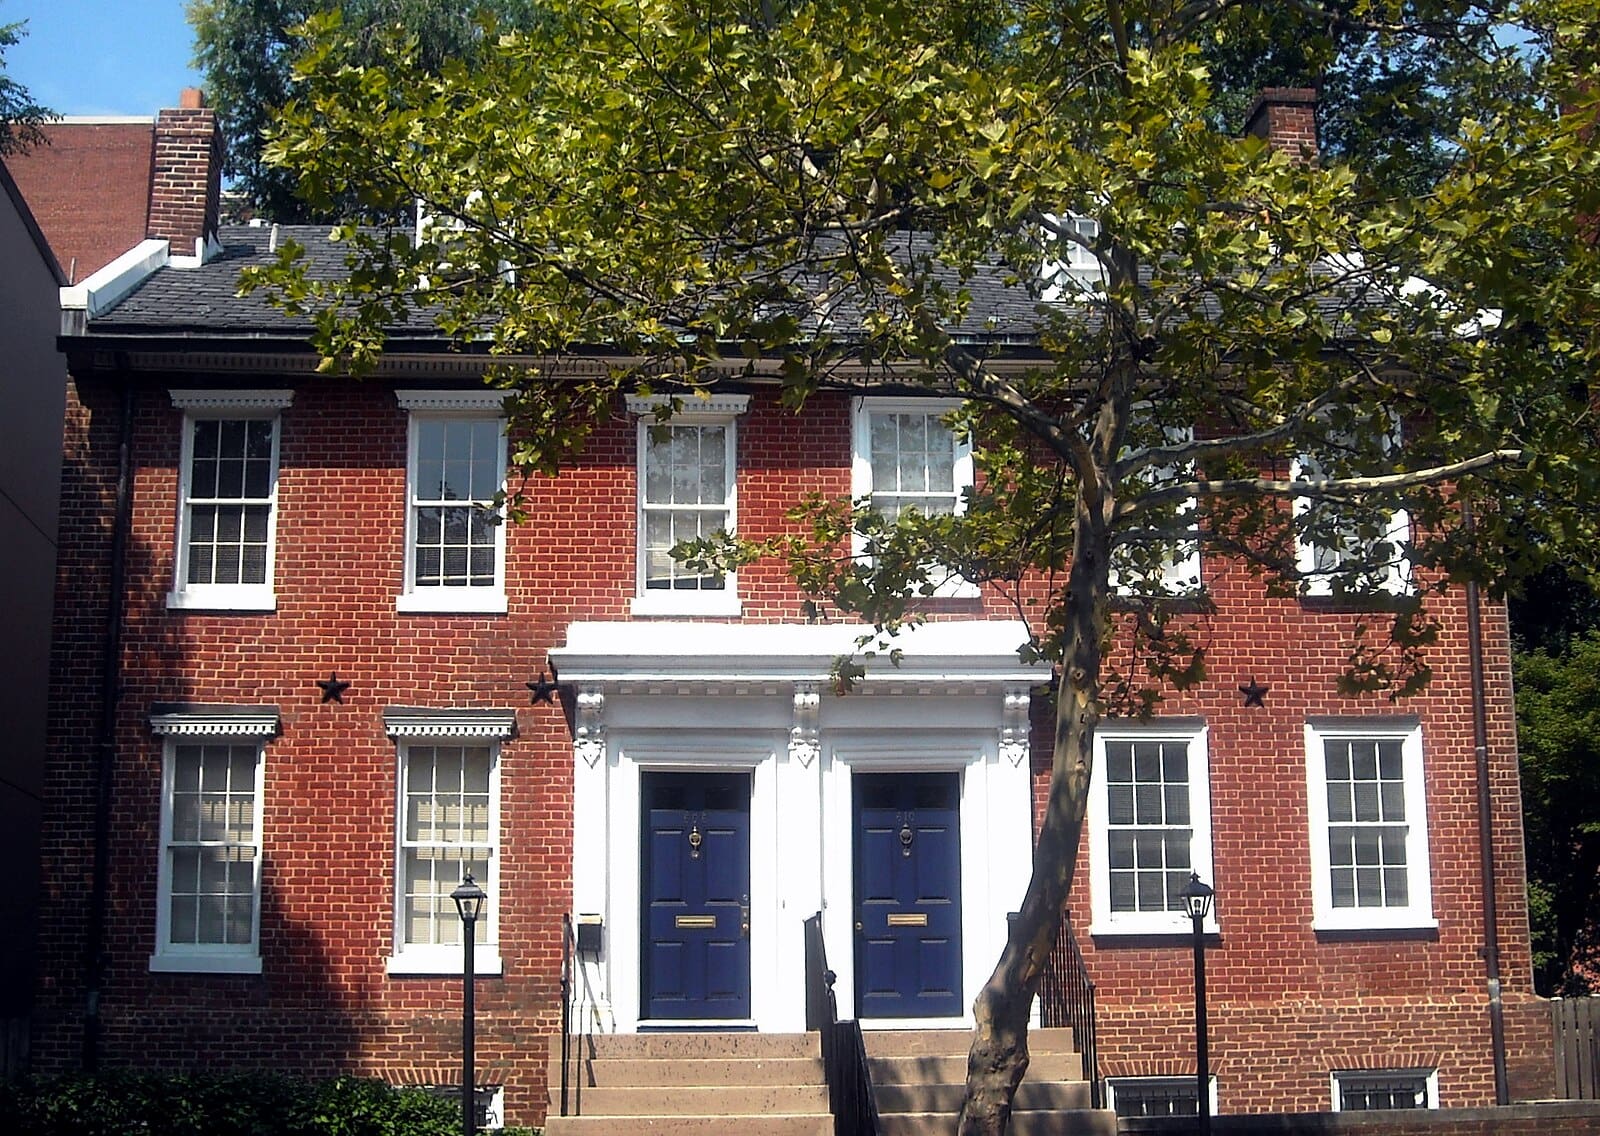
[61,238,169,320]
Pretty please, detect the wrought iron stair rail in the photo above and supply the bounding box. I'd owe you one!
[1038,909,1101,1108]
[559,913,582,1117]
[804,912,880,1136]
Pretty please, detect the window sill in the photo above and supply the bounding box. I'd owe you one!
[149,952,263,975]
[1312,914,1437,936]
[167,588,277,613]
[387,950,504,977]
[396,591,508,615]
[1089,917,1220,941]
[630,592,742,617]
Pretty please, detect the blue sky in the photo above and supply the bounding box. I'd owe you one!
[6,0,201,118]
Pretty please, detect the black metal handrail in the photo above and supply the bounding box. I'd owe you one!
[1039,909,1100,1108]
[804,912,880,1136]
[560,913,574,1116]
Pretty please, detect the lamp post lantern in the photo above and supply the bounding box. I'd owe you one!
[451,873,488,1136]
[1179,872,1215,1135]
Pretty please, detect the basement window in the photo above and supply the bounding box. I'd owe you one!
[1332,1069,1437,1111]
[1106,1076,1217,1117]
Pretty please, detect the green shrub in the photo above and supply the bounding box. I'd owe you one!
[0,1071,464,1136]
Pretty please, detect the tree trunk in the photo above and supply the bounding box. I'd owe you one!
[958,494,1110,1136]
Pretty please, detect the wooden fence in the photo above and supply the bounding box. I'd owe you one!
[1556,997,1600,1100]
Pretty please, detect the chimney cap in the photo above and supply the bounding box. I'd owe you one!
[178,87,206,110]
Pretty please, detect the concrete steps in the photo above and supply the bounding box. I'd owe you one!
[864,1028,1116,1136]
[544,1031,832,1136]
[542,1026,1115,1135]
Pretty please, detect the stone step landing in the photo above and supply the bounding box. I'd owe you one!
[544,1031,831,1136]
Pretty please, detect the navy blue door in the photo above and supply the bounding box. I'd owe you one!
[853,773,963,1017]
[641,772,752,1020]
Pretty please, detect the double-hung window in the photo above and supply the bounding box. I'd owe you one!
[628,394,747,616]
[1087,722,1215,936]
[149,705,278,973]
[397,390,509,614]
[386,709,512,975]
[851,397,976,595]
[168,390,292,611]
[1294,417,1410,597]
[1304,720,1434,931]
[1111,422,1201,595]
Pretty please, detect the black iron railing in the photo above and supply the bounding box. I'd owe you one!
[1039,910,1100,1108]
[558,914,587,1117]
[804,912,880,1136]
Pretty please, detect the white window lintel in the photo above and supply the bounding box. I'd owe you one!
[170,389,294,412]
[626,392,750,420]
[395,388,512,413]
[383,708,516,739]
[149,705,280,737]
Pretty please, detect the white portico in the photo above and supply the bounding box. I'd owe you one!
[549,619,1041,1033]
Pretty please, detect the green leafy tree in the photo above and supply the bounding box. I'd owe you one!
[0,11,52,156]
[1515,633,1600,995]
[250,0,1600,1129]
[187,0,548,219]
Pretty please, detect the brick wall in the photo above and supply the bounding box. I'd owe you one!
[37,375,1539,1125]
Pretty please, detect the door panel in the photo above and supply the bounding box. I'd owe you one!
[641,771,752,1020]
[853,772,962,1017]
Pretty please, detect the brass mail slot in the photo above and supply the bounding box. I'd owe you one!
[675,914,717,930]
[887,912,929,928]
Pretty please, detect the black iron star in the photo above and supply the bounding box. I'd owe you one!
[527,671,560,705]
[1239,677,1269,708]
[317,671,352,704]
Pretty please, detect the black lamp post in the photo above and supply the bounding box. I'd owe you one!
[451,873,488,1136]
[1179,872,1215,1135]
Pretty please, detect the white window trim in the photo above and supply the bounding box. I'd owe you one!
[1087,721,1216,937]
[628,394,748,617]
[149,712,277,974]
[1106,1075,1218,1117]
[1111,422,1201,596]
[166,390,293,612]
[850,397,977,599]
[1292,415,1411,597]
[386,709,510,976]
[1304,719,1435,932]
[396,391,510,614]
[1330,1068,1438,1111]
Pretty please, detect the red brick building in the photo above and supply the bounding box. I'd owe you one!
[33,91,1545,1127]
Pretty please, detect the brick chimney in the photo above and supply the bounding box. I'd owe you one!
[147,87,223,259]
[1245,87,1319,164]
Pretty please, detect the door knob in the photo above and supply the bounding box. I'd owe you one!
[740,899,750,938]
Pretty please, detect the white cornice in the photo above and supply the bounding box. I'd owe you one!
[383,708,517,739]
[625,393,751,419]
[550,620,1039,689]
[394,388,513,412]
[150,707,280,738]
[169,388,295,411]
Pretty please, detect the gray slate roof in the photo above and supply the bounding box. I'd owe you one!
[90,224,1051,342]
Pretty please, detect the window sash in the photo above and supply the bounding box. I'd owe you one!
[407,417,506,591]
[158,741,263,958]
[636,420,737,597]
[1089,725,1213,935]
[398,743,497,950]
[177,416,280,594]
[1305,724,1433,930]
